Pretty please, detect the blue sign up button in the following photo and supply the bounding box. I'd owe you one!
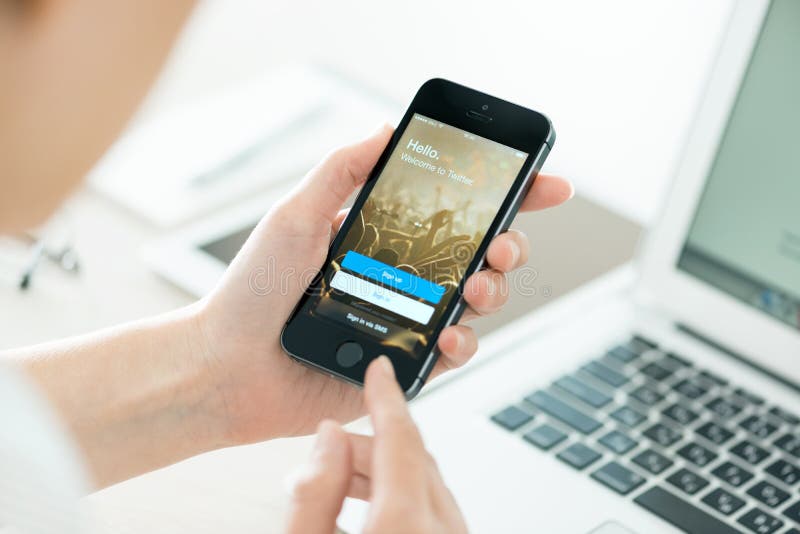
[341,250,446,305]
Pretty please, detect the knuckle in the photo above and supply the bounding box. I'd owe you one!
[369,498,423,530]
[329,146,358,177]
[290,469,334,502]
[267,197,309,233]
[266,197,292,221]
[424,450,439,471]
[291,476,321,501]
[382,409,415,432]
[325,146,349,168]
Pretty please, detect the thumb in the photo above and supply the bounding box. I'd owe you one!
[286,421,352,534]
[290,124,393,228]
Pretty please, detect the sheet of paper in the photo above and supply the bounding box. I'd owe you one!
[89,65,400,227]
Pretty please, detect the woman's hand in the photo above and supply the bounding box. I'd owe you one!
[197,125,573,446]
[286,357,467,534]
[9,125,570,488]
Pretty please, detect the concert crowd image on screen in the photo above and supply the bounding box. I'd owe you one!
[308,114,528,355]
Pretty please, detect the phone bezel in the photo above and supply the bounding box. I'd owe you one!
[281,78,554,396]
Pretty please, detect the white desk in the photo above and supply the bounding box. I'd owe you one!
[147,0,733,225]
[0,1,733,531]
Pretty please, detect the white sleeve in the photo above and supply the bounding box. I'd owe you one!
[0,365,88,534]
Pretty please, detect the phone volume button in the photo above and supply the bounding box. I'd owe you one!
[447,301,465,327]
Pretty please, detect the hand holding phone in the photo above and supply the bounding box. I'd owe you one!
[282,79,555,397]
[194,96,568,444]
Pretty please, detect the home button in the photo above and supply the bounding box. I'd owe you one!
[336,341,363,368]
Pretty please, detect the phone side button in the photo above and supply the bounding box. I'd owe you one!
[335,341,364,368]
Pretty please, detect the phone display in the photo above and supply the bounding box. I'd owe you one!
[313,114,529,352]
[282,79,553,396]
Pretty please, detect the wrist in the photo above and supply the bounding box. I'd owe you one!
[192,294,300,446]
[12,304,235,488]
[189,300,284,448]
[180,302,241,450]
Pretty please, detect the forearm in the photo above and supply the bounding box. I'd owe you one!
[2,303,229,489]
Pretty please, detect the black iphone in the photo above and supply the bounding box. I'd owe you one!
[281,78,554,398]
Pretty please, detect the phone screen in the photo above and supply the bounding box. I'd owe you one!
[305,113,529,356]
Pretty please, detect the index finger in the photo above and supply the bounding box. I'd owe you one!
[364,356,428,493]
[519,173,574,212]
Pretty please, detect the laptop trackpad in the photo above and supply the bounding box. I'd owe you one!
[587,521,639,534]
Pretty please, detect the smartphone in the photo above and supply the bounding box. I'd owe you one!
[281,78,554,398]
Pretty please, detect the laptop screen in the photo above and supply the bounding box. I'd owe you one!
[678,0,800,331]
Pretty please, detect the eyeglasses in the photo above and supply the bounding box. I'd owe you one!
[14,232,80,291]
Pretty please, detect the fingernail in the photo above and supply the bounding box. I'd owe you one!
[508,240,520,266]
[567,181,576,200]
[375,355,394,378]
[453,331,464,352]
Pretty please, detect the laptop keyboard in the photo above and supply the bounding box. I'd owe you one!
[490,335,800,534]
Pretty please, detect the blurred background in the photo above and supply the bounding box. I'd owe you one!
[0,0,734,342]
[145,0,730,223]
[0,1,736,530]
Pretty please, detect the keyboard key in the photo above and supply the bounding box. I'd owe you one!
[630,385,664,406]
[598,430,637,454]
[523,424,567,450]
[610,406,647,428]
[591,461,645,495]
[631,334,658,351]
[650,354,682,373]
[525,391,602,435]
[678,442,718,467]
[662,403,699,425]
[738,508,784,534]
[768,406,799,425]
[734,387,765,406]
[554,375,612,408]
[582,361,628,388]
[702,487,746,516]
[644,423,682,447]
[662,351,692,369]
[706,397,743,419]
[784,529,800,534]
[599,355,626,371]
[640,362,673,381]
[673,378,708,400]
[635,486,741,534]
[730,440,770,465]
[698,369,728,387]
[557,443,601,470]
[740,416,778,439]
[696,421,735,445]
[765,459,800,486]
[633,449,674,474]
[491,406,533,431]
[712,461,754,487]
[667,468,709,495]
[606,344,639,363]
[783,501,800,523]
[774,433,800,457]
[747,480,790,508]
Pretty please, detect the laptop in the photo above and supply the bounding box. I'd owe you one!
[339,1,800,532]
